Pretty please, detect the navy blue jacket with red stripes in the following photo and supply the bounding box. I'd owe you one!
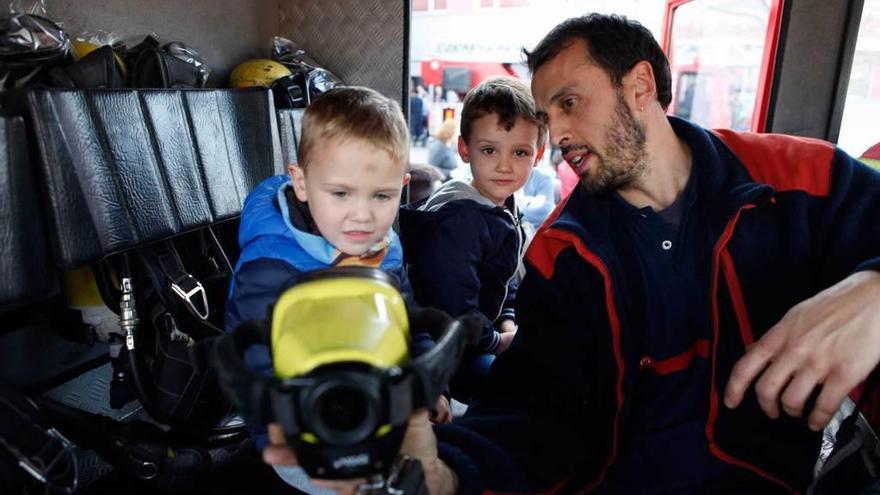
[433,117,880,494]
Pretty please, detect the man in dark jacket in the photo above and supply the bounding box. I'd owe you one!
[264,14,880,495]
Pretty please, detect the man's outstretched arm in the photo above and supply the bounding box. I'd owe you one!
[725,150,880,429]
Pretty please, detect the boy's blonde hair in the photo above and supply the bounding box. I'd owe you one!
[297,86,409,170]
[459,76,547,146]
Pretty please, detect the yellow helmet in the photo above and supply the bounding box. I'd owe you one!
[229,59,292,88]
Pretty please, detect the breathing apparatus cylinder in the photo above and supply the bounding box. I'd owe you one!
[209,266,478,480]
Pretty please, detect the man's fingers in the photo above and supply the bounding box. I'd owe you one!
[779,369,822,418]
[312,478,368,494]
[268,423,286,444]
[753,361,795,419]
[264,423,299,466]
[724,337,779,409]
[263,444,298,465]
[808,373,853,431]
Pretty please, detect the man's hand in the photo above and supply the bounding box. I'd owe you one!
[264,423,366,494]
[724,270,880,431]
[263,412,459,494]
[400,411,459,495]
[432,395,453,424]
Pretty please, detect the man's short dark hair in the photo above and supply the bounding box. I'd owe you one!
[524,13,672,110]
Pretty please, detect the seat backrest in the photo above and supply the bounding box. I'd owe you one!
[26,89,284,267]
[0,116,57,308]
[276,108,305,167]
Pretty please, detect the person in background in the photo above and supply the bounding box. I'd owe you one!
[407,162,444,204]
[427,118,460,180]
[860,141,880,169]
[409,85,427,146]
[517,162,557,230]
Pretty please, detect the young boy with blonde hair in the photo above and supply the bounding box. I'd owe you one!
[225,86,418,493]
[400,76,547,401]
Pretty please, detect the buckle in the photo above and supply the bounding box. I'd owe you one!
[12,428,77,493]
[170,275,210,320]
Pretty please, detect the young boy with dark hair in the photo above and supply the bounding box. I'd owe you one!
[400,76,546,401]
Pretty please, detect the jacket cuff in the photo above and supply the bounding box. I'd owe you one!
[855,257,880,273]
[498,308,516,325]
[482,330,501,353]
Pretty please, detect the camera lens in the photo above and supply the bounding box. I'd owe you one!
[315,385,368,432]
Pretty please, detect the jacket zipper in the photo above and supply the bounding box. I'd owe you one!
[492,206,523,322]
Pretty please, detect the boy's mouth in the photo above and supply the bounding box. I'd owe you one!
[491,179,515,186]
[343,230,373,241]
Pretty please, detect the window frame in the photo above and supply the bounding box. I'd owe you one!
[661,0,785,132]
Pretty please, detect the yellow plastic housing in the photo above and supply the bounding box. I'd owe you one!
[271,276,410,378]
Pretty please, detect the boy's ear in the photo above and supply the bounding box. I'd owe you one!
[457,136,469,163]
[535,144,546,165]
[289,164,308,202]
[402,172,411,186]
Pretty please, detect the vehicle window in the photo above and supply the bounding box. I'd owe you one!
[667,0,775,131]
[409,0,666,172]
[837,0,880,164]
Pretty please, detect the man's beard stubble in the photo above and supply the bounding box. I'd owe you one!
[580,92,648,194]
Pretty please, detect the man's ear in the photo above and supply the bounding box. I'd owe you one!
[625,60,657,111]
[534,144,546,165]
[402,172,411,186]
[289,164,308,202]
[457,136,470,163]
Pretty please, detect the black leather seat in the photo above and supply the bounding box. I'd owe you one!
[26,88,285,267]
[0,116,57,311]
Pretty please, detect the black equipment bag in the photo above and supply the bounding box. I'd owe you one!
[45,45,125,89]
[100,229,243,442]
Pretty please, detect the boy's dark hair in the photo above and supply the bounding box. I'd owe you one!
[298,86,409,170]
[459,76,547,146]
[524,13,672,110]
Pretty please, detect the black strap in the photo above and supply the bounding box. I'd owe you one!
[211,320,273,426]
[136,240,223,336]
[0,387,77,494]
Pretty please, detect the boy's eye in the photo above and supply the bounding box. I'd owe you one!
[515,149,531,157]
[374,193,392,201]
[562,97,576,110]
[332,191,348,198]
[480,147,496,155]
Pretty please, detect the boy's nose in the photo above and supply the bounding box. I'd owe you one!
[349,204,373,223]
[496,155,513,172]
